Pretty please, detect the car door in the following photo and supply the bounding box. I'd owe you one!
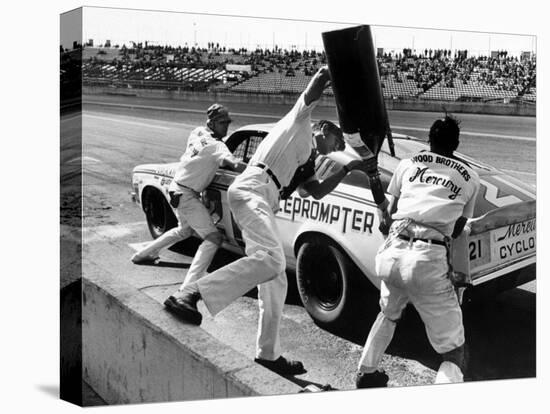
[204,129,268,248]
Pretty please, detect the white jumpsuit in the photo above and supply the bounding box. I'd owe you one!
[196,92,318,360]
[136,126,233,287]
[358,151,480,383]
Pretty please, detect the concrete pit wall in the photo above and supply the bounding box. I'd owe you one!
[82,271,301,405]
[83,86,536,117]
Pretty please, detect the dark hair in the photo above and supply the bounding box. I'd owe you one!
[312,120,345,151]
[429,114,460,153]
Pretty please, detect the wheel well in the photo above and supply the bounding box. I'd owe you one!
[294,232,341,257]
[141,186,177,225]
[294,231,375,292]
[142,186,165,208]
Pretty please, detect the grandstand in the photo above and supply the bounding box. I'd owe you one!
[232,72,334,96]
[77,44,536,103]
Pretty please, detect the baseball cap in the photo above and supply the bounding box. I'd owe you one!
[207,103,232,122]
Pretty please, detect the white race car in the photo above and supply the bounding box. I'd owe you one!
[131,123,536,328]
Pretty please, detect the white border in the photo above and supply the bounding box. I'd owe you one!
[3,1,546,413]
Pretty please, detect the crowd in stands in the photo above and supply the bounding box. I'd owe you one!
[378,48,535,99]
[74,42,536,102]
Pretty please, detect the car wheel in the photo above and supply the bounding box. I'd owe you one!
[296,235,365,329]
[142,188,177,239]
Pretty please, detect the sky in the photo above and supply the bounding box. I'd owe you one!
[61,6,536,57]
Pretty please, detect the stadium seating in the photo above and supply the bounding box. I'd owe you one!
[78,44,535,102]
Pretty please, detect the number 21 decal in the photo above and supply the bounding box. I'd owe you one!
[469,239,483,261]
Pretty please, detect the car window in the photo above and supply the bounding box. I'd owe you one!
[245,135,263,162]
[232,140,248,161]
[227,131,267,164]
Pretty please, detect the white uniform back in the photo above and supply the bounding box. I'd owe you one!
[389,151,480,237]
[171,126,232,193]
[250,92,318,188]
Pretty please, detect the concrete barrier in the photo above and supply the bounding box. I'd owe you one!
[82,267,302,405]
[83,86,535,116]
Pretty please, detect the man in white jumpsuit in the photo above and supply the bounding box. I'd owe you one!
[164,66,368,375]
[356,115,480,388]
[132,104,241,292]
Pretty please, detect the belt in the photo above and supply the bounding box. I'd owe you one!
[251,162,281,190]
[175,182,199,194]
[397,234,446,246]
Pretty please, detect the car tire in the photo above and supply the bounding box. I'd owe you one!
[142,188,177,239]
[296,235,366,330]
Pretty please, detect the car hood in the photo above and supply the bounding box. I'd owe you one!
[133,162,179,177]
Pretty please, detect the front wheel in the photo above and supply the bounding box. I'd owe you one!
[296,236,365,329]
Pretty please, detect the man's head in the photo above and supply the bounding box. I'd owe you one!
[312,120,346,155]
[206,103,232,138]
[428,114,460,155]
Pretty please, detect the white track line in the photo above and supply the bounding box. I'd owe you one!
[85,100,281,120]
[60,114,82,123]
[391,125,535,141]
[84,113,171,130]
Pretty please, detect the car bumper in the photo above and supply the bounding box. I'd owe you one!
[465,262,536,301]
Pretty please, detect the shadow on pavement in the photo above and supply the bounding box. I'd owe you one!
[320,287,536,382]
[170,238,536,382]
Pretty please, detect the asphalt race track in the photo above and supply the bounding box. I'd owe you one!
[70,94,536,393]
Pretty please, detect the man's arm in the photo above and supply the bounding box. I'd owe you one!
[303,66,331,106]
[377,195,397,236]
[298,159,363,200]
[452,178,480,237]
[220,155,246,172]
[451,216,469,238]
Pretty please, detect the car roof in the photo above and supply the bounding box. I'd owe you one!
[232,122,415,140]
[232,123,277,134]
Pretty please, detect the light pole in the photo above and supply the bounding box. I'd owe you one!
[193,22,197,47]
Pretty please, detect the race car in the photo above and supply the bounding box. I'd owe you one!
[131,123,536,329]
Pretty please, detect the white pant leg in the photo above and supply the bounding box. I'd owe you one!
[358,281,408,373]
[176,189,219,288]
[179,239,218,289]
[135,204,193,258]
[404,244,465,354]
[197,174,285,316]
[256,269,288,360]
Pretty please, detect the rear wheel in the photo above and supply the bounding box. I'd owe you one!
[296,235,370,330]
[142,188,177,239]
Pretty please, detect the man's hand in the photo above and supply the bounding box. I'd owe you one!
[344,159,363,172]
[304,66,332,105]
[377,206,392,236]
[358,157,379,177]
[317,66,331,82]
[221,156,244,172]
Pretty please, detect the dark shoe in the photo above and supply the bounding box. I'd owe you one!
[164,292,202,325]
[254,356,307,376]
[355,370,389,388]
[131,253,159,264]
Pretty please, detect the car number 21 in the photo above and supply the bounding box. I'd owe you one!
[469,238,483,261]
